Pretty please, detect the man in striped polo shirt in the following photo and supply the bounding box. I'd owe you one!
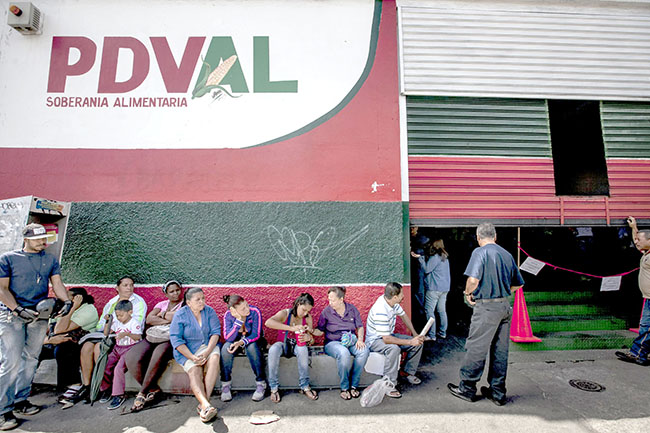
[366,282,424,398]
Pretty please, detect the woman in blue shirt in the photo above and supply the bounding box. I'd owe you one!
[169,288,220,423]
[415,239,451,340]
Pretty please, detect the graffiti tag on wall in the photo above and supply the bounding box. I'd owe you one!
[267,224,369,273]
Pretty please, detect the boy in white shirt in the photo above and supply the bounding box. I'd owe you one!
[99,300,142,410]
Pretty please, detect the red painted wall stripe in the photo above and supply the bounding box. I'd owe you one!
[55,283,411,343]
[0,1,400,203]
[409,156,650,222]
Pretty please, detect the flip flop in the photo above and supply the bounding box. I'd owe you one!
[145,389,161,403]
[386,389,402,398]
[350,387,360,398]
[340,390,351,400]
[200,406,218,423]
[299,388,319,401]
[131,393,146,412]
[270,390,281,403]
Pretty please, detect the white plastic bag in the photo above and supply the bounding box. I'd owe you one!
[360,376,394,408]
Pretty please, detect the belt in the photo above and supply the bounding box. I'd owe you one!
[474,297,508,304]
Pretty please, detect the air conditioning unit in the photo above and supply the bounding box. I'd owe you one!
[7,2,43,35]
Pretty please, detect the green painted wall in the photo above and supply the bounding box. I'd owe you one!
[61,201,404,285]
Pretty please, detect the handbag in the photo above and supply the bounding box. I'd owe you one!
[146,324,170,344]
[281,309,296,359]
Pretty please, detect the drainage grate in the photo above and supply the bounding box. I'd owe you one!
[568,380,605,392]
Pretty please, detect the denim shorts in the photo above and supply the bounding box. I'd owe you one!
[183,344,220,373]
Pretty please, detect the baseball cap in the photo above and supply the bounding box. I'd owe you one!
[23,223,49,240]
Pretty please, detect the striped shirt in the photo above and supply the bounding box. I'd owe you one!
[365,295,405,345]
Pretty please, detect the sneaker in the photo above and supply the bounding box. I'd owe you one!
[98,390,112,403]
[0,413,18,431]
[615,351,650,366]
[14,401,40,416]
[220,382,232,402]
[107,395,126,411]
[252,381,266,402]
[480,386,507,406]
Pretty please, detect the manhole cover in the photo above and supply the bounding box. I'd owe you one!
[568,379,605,392]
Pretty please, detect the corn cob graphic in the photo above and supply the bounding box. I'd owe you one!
[192,55,240,99]
[206,55,237,87]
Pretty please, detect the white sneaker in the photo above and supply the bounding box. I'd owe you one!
[252,381,266,401]
[220,382,232,402]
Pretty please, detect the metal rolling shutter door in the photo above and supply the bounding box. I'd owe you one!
[399,5,650,101]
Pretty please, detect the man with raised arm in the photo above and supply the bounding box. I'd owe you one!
[615,216,650,367]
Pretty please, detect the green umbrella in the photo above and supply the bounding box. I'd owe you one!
[89,316,115,405]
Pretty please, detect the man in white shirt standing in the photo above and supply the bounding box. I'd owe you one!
[366,282,424,398]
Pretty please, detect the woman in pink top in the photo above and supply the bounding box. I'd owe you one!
[124,280,183,411]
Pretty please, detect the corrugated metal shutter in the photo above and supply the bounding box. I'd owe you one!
[399,5,650,101]
[408,156,650,225]
[601,102,650,158]
[408,156,560,223]
[607,159,650,219]
[407,96,551,157]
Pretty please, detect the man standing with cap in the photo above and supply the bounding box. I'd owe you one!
[0,223,71,430]
[447,222,524,406]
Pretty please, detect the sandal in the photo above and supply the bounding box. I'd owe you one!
[199,405,218,423]
[144,389,161,403]
[299,388,319,401]
[350,387,360,398]
[386,389,402,399]
[131,393,146,412]
[340,390,351,400]
[270,390,281,403]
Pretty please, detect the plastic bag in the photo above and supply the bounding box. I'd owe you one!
[360,376,394,408]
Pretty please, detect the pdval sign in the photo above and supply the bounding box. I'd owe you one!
[0,0,376,149]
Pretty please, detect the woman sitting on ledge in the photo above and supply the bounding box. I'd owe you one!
[220,294,266,402]
[170,287,220,423]
[265,292,321,403]
[125,280,184,412]
[72,277,146,403]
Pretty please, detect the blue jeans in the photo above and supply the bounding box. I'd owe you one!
[0,314,47,415]
[631,298,650,362]
[267,342,310,391]
[324,340,369,390]
[424,291,448,339]
[221,340,265,383]
[459,300,512,401]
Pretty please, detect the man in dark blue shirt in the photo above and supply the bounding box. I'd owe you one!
[0,224,71,430]
[448,223,524,406]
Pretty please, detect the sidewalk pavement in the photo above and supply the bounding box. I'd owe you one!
[14,337,650,433]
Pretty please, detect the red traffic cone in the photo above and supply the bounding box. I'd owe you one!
[510,287,542,343]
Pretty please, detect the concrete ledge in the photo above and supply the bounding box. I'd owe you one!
[35,347,383,394]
